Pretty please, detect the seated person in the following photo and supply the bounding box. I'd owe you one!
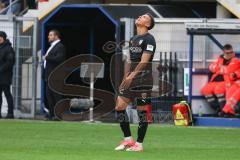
[201,44,240,116]
[222,68,240,117]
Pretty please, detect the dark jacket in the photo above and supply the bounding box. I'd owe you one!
[44,41,66,81]
[0,39,15,85]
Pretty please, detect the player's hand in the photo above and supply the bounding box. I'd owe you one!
[119,73,135,91]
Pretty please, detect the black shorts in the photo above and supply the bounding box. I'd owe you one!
[118,73,153,106]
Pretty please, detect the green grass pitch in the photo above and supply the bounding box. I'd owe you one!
[0,120,240,160]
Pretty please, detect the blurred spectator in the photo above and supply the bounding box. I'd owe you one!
[0,0,22,15]
[7,0,22,15]
[0,0,9,14]
[0,2,4,12]
[0,31,15,119]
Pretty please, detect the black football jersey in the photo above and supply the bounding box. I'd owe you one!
[129,32,156,63]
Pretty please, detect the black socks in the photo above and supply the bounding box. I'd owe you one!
[137,111,148,143]
[117,110,149,143]
[117,110,131,137]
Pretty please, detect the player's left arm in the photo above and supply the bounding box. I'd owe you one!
[122,37,156,89]
[127,53,153,79]
[128,37,156,79]
[121,52,153,90]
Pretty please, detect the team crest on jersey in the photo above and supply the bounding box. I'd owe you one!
[139,40,143,45]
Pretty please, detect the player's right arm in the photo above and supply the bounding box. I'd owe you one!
[119,59,131,91]
[123,59,131,79]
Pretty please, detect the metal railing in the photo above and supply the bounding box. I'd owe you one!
[0,15,39,118]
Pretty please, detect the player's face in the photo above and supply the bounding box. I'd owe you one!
[0,37,4,44]
[48,31,57,43]
[135,14,151,29]
[223,49,234,60]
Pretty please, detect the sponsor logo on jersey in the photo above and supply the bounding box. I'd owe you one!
[129,47,142,53]
[146,44,154,51]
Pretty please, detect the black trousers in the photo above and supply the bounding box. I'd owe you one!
[45,81,62,118]
[0,85,14,115]
[43,80,49,110]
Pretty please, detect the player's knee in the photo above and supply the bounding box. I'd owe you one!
[115,106,125,111]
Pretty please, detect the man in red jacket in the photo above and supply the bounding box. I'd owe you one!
[222,69,240,116]
[201,44,240,116]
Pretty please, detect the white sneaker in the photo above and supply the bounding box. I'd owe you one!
[114,139,135,151]
[126,143,144,152]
